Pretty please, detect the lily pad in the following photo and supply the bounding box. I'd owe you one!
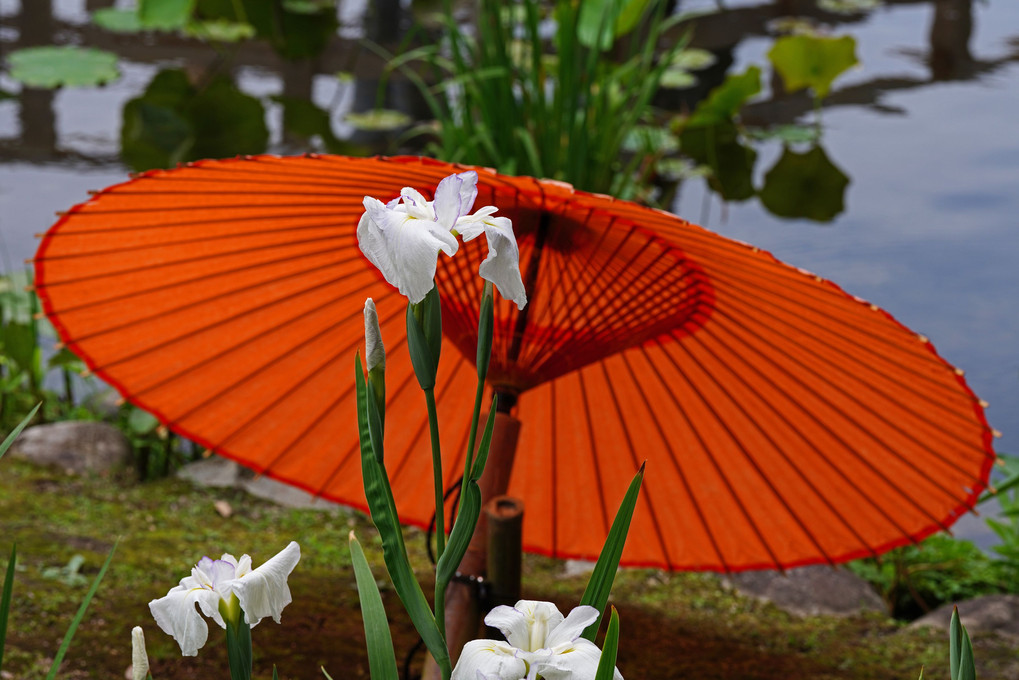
[623,125,680,154]
[139,0,195,30]
[684,66,761,128]
[346,110,412,131]
[185,19,256,42]
[669,48,717,71]
[759,145,850,222]
[6,46,120,89]
[768,34,858,99]
[745,124,822,144]
[680,122,758,202]
[818,0,882,14]
[91,8,143,33]
[660,68,697,89]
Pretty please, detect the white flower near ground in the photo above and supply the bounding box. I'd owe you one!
[357,171,527,308]
[148,541,300,656]
[453,600,622,680]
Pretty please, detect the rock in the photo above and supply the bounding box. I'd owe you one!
[723,565,885,618]
[9,421,132,475]
[178,456,348,510]
[213,499,234,518]
[910,595,1019,637]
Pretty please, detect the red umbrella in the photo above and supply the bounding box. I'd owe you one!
[34,154,996,572]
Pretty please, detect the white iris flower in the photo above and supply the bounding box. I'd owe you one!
[453,600,623,680]
[148,541,300,656]
[357,171,527,308]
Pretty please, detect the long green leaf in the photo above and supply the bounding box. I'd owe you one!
[45,540,118,680]
[469,404,498,483]
[0,403,40,460]
[355,355,450,676]
[435,482,481,596]
[0,544,15,674]
[406,303,435,390]
[350,533,399,680]
[579,462,645,642]
[958,624,975,680]
[594,607,620,680]
[949,607,961,679]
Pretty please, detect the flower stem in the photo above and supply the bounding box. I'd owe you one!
[424,386,446,641]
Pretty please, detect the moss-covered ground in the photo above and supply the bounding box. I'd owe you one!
[1,458,1017,680]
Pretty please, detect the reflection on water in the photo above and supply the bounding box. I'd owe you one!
[1,0,1018,544]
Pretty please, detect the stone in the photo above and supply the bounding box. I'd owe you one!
[722,565,885,618]
[178,456,348,510]
[9,421,132,475]
[910,595,1019,637]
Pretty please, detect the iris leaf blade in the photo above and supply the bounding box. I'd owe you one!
[350,533,400,680]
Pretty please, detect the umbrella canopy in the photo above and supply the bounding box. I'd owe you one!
[34,155,996,572]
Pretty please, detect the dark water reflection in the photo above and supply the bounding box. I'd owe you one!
[1,0,1017,545]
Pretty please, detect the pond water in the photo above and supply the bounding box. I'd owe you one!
[1,0,1017,547]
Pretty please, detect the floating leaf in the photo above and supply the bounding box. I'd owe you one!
[767,17,820,36]
[745,123,822,144]
[91,8,143,33]
[579,0,652,50]
[684,66,761,128]
[660,68,697,89]
[139,0,195,30]
[759,145,850,222]
[345,110,412,131]
[283,0,335,13]
[768,34,858,98]
[127,407,161,435]
[680,122,757,202]
[818,0,882,14]
[185,20,256,42]
[6,47,120,89]
[669,48,717,71]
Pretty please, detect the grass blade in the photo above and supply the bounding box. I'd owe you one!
[45,539,118,680]
[0,544,15,674]
[949,606,962,680]
[350,532,399,680]
[0,403,41,460]
[579,462,644,642]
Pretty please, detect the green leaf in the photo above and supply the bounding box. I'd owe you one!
[185,20,256,42]
[139,0,196,30]
[660,69,697,89]
[127,407,160,435]
[6,47,120,89]
[669,48,717,71]
[421,286,443,379]
[91,8,143,33]
[958,624,975,680]
[578,0,652,50]
[349,533,399,680]
[744,124,822,145]
[44,541,118,680]
[679,122,757,202]
[759,145,850,223]
[685,66,761,128]
[0,322,38,376]
[354,355,450,676]
[767,34,858,99]
[950,607,962,680]
[0,544,15,674]
[579,463,645,641]
[817,0,882,14]
[345,110,412,131]
[594,607,620,680]
[0,404,40,460]
[435,481,481,595]
[470,404,498,484]
[476,290,494,380]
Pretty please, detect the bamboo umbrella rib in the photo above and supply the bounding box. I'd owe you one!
[597,360,674,567]
[180,301,407,448]
[615,351,731,572]
[654,335,878,561]
[681,318,974,527]
[38,209,349,238]
[649,334,878,560]
[716,280,980,413]
[42,246,362,317]
[577,370,611,534]
[627,347,788,570]
[713,298,989,466]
